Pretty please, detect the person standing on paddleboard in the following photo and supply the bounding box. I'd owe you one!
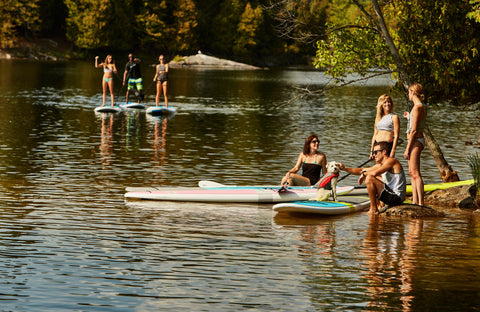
[404,83,426,206]
[123,53,143,104]
[370,94,401,158]
[281,135,327,186]
[153,55,169,108]
[95,55,117,108]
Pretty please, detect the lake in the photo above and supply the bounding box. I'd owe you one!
[0,59,479,311]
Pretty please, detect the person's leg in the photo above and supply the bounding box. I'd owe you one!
[365,175,384,214]
[163,81,168,107]
[408,141,424,205]
[102,79,107,106]
[108,79,115,107]
[155,81,161,106]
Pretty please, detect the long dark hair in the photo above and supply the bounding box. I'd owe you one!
[303,134,319,155]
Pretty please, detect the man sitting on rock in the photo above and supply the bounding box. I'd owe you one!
[339,141,406,214]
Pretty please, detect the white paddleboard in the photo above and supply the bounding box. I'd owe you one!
[272,196,370,215]
[94,106,123,113]
[123,102,145,109]
[124,185,354,203]
[146,106,177,116]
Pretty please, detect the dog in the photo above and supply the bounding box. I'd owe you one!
[310,161,340,201]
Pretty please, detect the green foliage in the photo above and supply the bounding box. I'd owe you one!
[0,0,41,48]
[467,0,480,23]
[314,19,393,80]
[65,0,133,50]
[234,2,264,58]
[390,0,480,105]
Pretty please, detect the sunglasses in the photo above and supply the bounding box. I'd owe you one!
[372,149,384,156]
[311,140,319,144]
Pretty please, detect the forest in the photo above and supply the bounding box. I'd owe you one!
[0,0,331,66]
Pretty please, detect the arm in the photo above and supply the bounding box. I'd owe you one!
[286,153,304,176]
[112,64,118,75]
[370,120,379,159]
[95,56,102,68]
[319,153,327,176]
[165,63,169,73]
[404,106,424,159]
[390,114,400,157]
[153,65,159,81]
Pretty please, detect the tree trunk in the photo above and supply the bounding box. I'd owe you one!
[370,0,460,182]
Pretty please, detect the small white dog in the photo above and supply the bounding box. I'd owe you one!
[311,161,340,201]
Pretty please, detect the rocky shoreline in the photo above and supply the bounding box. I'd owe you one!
[379,183,479,218]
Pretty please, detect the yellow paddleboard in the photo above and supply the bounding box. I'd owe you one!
[406,179,474,195]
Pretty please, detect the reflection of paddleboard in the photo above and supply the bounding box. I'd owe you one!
[94,106,122,113]
[123,102,145,109]
[124,185,355,203]
[272,196,370,215]
[146,106,177,116]
[348,179,474,196]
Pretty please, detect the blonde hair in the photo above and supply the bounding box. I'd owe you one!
[375,94,394,121]
[409,83,425,101]
[104,54,114,64]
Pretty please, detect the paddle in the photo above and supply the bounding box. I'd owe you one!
[278,182,289,193]
[337,158,373,183]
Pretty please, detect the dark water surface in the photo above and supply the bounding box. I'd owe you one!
[0,59,479,311]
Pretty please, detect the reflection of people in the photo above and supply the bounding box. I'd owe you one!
[95,55,117,107]
[370,94,400,158]
[123,53,143,104]
[280,135,327,186]
[153,55,169,107]
[99,114,114,168]
[404,83,426,206]
[339,141,406,214]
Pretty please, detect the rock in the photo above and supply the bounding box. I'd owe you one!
[169,53,262,70]
[425,184,478,209]
[380,204,445,218]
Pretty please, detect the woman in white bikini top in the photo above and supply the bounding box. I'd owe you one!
[370,94,400,158]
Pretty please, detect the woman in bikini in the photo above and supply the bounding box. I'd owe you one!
[404,83,426,206]
[153,55,169,107]
[280,134,327,186]
[370,94,400,159]
[95,55,117,107]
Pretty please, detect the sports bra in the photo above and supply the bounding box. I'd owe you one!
[376,113,394,131]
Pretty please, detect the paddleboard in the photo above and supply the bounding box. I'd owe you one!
[94,106,123,113]
[272,196,370,215]
[124,185,355,203]
[348,179,474,196]
[146,106,177,116]
[123,102,145,109]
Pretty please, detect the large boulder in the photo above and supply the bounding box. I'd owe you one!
[169,53,262,70]
[380,204,445,218]
[425,184,478,209]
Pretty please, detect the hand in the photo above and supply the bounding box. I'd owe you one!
[338,163,345,170]
[404,149,409,160]
[403,111,409,119]
[95,56,99,60]
[358,175,365,185]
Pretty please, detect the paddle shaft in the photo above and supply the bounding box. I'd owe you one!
[337,158,372,182]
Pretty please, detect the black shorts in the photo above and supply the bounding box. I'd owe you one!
[379,185,403,206]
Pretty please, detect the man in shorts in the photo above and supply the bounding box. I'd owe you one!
[339,141,406,214]
[123,53,143,104]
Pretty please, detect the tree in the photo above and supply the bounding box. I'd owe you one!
[0,0,41,48]
[233,2,264,59]
[65,0,133,50]
[273,0,480,181]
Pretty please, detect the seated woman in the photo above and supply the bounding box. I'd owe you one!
[281,135,327,186]
[370,94,400,158]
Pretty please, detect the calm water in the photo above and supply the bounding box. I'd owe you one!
[0,59,479,311]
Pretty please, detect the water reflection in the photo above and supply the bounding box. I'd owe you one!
[361,216,423,311]
[99,114,114,168]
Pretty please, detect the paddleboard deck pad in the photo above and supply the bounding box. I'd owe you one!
[124,185,354,203]
[94,106,122,113]
[272,196,370,215]
[146,106,176,116]
[348,179,474,196]
[123,102,145,109]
